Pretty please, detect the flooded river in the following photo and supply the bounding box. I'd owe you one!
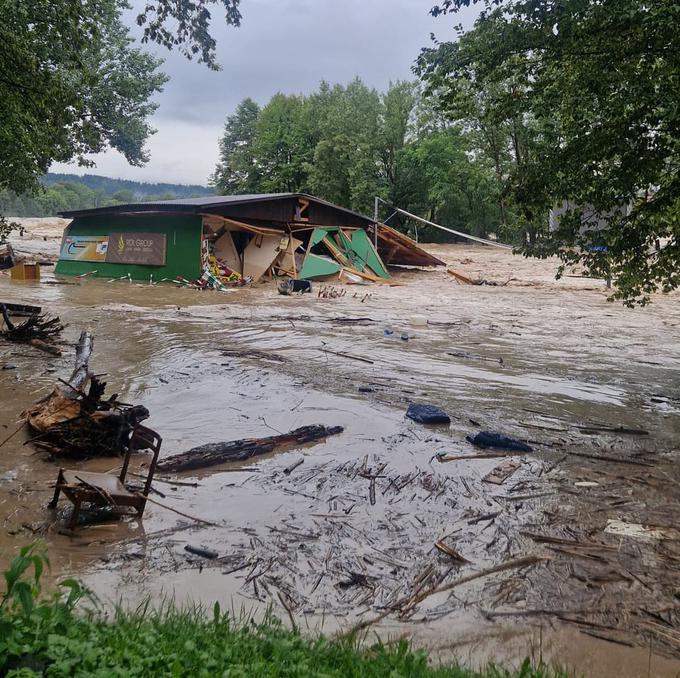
[1,231,680,676]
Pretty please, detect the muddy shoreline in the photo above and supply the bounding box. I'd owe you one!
[1,223,680,676]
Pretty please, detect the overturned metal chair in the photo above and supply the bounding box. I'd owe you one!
[48,424,162,529]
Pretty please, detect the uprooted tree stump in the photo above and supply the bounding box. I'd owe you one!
[23,331,151,458]
[158,425,344,473]
[0,304,64,355]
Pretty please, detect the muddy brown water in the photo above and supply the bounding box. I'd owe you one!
[1,238,680,677]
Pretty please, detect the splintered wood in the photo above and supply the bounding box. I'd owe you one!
[0,303,64,355]
[104,408,680,659]
[23,331,150,457]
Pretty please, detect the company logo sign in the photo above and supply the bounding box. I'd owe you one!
[106,232,167,266]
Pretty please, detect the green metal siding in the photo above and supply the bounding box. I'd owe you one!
[55,214,202,281]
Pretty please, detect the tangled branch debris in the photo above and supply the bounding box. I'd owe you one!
[0,303,64,355]
[23,331,149,458]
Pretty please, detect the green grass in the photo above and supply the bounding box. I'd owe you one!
[0,544,566,677]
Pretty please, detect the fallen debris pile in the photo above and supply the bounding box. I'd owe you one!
[157,424,344,473]
[23,331,150,457]
[199,218,444,287]
[447,268,514,287]
[0,303,64,355]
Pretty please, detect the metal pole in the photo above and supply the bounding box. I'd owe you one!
[373,196,379,250]
[387,203,513,250]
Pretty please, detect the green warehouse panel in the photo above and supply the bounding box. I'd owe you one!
[55,214,203,282]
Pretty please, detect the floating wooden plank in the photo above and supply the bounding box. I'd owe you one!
[482,459,521,485]
[447,269,476,285]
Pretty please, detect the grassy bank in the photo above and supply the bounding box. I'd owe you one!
[0,545,565,677]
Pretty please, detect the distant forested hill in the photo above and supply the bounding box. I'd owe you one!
[0,173,214,217]
[41,174,213,200]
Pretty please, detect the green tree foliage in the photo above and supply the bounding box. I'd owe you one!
[212,79,502,236]
[255,94,312,193]
[210,99,261,194]
[137,0,242,70]
[2,0,243,200]
[424,0,680,304]
[307,79,383,213]
[0,0,168,195]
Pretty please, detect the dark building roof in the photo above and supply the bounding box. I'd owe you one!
[60,193,375,229]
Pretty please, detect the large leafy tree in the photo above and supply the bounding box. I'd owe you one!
[210,98,261,194]
[1,0,165,194]
[423,0,680,304]
[1,0,242,198]
[308,79,384,213]
[254,94,313,193]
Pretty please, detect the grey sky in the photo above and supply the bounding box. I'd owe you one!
[52,0,478,186]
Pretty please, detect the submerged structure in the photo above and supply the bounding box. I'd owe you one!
[56,193,443,286]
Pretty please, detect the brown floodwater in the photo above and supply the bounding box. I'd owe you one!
[1,235,680,677]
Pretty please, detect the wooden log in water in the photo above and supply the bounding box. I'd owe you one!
[158,424,344,473]
[67,330,93,394]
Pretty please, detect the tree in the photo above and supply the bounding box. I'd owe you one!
[396,128,501,240]
[1,0,244,200]
[308,79,383,213]
[425,0,680,304]
[210,78,507,237]
[380,81,417,207]
[211,99,261,194]
[136,0,242,70]
[254,95,312,193]
[0,0,167,196]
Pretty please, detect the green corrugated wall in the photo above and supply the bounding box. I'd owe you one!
[55,214,202,281]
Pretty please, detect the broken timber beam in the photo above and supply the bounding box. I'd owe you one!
[157,424,344,473]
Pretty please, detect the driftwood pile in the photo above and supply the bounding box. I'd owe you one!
[158,424,344,473]
[0,303,64,356]
[23,331,150,458]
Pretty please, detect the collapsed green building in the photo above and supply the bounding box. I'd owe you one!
[56,193,443,285]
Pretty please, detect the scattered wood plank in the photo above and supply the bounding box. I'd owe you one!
[438,453,513,462]
[434,540,469,563]
[447,269,476,285]
[339,554,548,637]
[483,460,521,485]
[283,458,304,475]
[520,531,617,550]
[320,349,374,364]
[567,451,653,467]
[577,425,649,436]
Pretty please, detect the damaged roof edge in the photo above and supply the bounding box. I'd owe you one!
[58,192,375,226]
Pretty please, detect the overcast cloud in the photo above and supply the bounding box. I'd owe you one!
[51,0,478,186]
